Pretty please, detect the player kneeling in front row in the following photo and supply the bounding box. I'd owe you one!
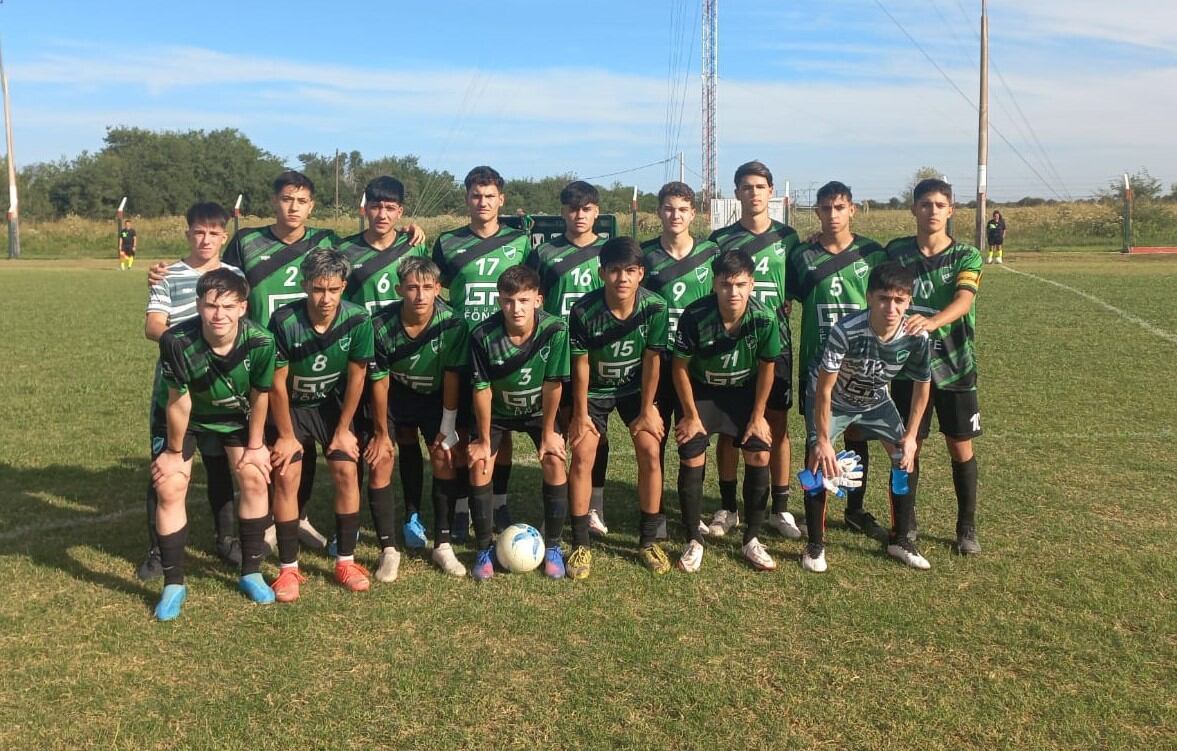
[266,249,375,601]
[566,238,671,578]
[467,265,571,581]
[366,257,470,578]
[672,249,781,572]
[801,261,931,572]
[150,269,277,621]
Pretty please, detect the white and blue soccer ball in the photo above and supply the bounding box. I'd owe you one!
[496,523,544,573]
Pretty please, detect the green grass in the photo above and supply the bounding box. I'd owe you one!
[1,253,1175,750]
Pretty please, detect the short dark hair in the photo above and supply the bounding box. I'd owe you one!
[185,201,230,229]
[867,261,916,295]
[816,181,853,204]
[197,267,249,302]
[364,176,405,205]
[734,161,773,188]
[496,264,541,295]
[560,180,600,209]
[397,256,441,283]
[300,248,351,283]
[273,170,316,197]
[657,181,695,206]
[913,178,952,203]
[464,166,505,193]
[712,248,755,279]
[599,237,644,269]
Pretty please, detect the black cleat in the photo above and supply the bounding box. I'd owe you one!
[137,546,163,581]
[955,525,982,555]
[215,536,243,567]
[844,508,888,542]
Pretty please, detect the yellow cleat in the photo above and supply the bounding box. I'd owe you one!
[639,543,671,575]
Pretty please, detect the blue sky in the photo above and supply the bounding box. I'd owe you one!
[4,0,1176,202]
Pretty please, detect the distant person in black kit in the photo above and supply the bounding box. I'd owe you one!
[986,210,1006,264]
[119,219,138,270]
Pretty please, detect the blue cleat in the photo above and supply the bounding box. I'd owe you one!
[403,512,428,549]
[238,572,275,604]
[471,547,495,581]
[543,546,566,579]
[154,584,187,622]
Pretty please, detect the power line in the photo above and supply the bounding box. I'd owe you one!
[581,157,676,182]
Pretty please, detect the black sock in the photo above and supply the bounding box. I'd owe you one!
[335,512,360,557]
[770,485,791,515]
[719,479,738,513]
[492,462,512,496]
[204,453,236,539]
[639,512,661,548]
[591,436,610,490]
[158,524,188,586]
[742,465,770,544]
[144,481,159,549]
[888,486,916,542]
[470,482,494,549]
[238,515,270,575]
[432,478,453,545]
[803,490,827,547]
[542,482,567,548]
[843,438,869,512]
[951,457,978,533]
[571,514,590,548]
[398,441,424,517]
[276,519,299,565]
[677,465,705,543]
[298,445,317,519]
[451,465,470,528]
[367,484,396,550]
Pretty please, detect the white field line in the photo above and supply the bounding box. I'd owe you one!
[1000,264,1177,346]
[984,430,1171,441]
[0,483,207,543]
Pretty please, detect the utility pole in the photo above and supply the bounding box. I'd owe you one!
[974,0,989,251]
[334,148,340,211]
[678,151,685,183]
[1,40,19,258]
[701,0,718,209]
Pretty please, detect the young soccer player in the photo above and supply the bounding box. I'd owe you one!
[525,180,612,535]
[706,161,799,540]
[433,166,530,537]
[986,210,1007,264]
[266,249,375,601]
[787,181,889,541]
[467,265,570,581]
[566,237,670,578]
[138,202,242,581]
[150,268,276,621]
[118,219,137,270]
[884,178,984,555]
[672,249,781,572]
[366,257,470,578]
[801,261,932,572]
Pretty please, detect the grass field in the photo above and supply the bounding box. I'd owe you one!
[1,253,1174,750]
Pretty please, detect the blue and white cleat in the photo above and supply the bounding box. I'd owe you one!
[403,512,428,549]
[471,547,495,581]
[238,572,275,604]
[154,584,187,622]
[543,546,566,579]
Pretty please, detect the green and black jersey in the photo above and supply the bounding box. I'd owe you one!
[268,300,374,408]
[337,232,430,314]
[159,318,276,433]
[640,237,720,346]
[370,299,469,395]
[471,310,570,419]
[569,287,669,399]
[525,235,606,317]
[222,226,338,327]
[786,235,886,373]
[672,296,781,388]
[709,220,798,357]
[432,226,529,326]
[884,236,983,390]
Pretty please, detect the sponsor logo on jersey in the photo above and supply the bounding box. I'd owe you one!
[292,373,342,399]
[704,368,751,386]
[598,357,641,381]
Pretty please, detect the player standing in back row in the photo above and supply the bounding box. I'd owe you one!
[884,178,984,555]
[707,161,799,540]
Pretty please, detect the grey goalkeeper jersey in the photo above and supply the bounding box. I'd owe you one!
[812,310,931,412]
[146,261,244,325]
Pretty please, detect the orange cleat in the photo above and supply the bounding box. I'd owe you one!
[271,567,307,603]
[334,560,371,592]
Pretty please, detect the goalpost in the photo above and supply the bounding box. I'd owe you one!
[1121,172,1177,255]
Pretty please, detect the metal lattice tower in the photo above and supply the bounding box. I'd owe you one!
[701,0,717,207]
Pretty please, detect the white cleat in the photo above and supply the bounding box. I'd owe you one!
[374,547,402,582]
[741,537,777,571]
[706,509,739,538]
[263,524,278,553]
[677,539,704,573]
[431,543,467,577]
[587,509,609,536]
[886,539,931,570]
[995,257,1004,264]
[298,518,328,551]
[766,511,803,540]
[801,543,828,573]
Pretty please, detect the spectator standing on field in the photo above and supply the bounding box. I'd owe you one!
[119,219,138,270]
[986,210,1006,264]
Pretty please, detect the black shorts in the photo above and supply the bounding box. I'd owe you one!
[164,427,249,461]
[677,381,772,460]
[766,353,792,411]
[389,381,457,438]
[150,403,227,459]
[487,414,564,455]
[655,352,681,425]
[121,247,136,256]
[587,391,644,434]
[266,401,353,460]
[891,380,982,440]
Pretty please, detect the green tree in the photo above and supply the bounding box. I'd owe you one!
[903,166,946,205]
